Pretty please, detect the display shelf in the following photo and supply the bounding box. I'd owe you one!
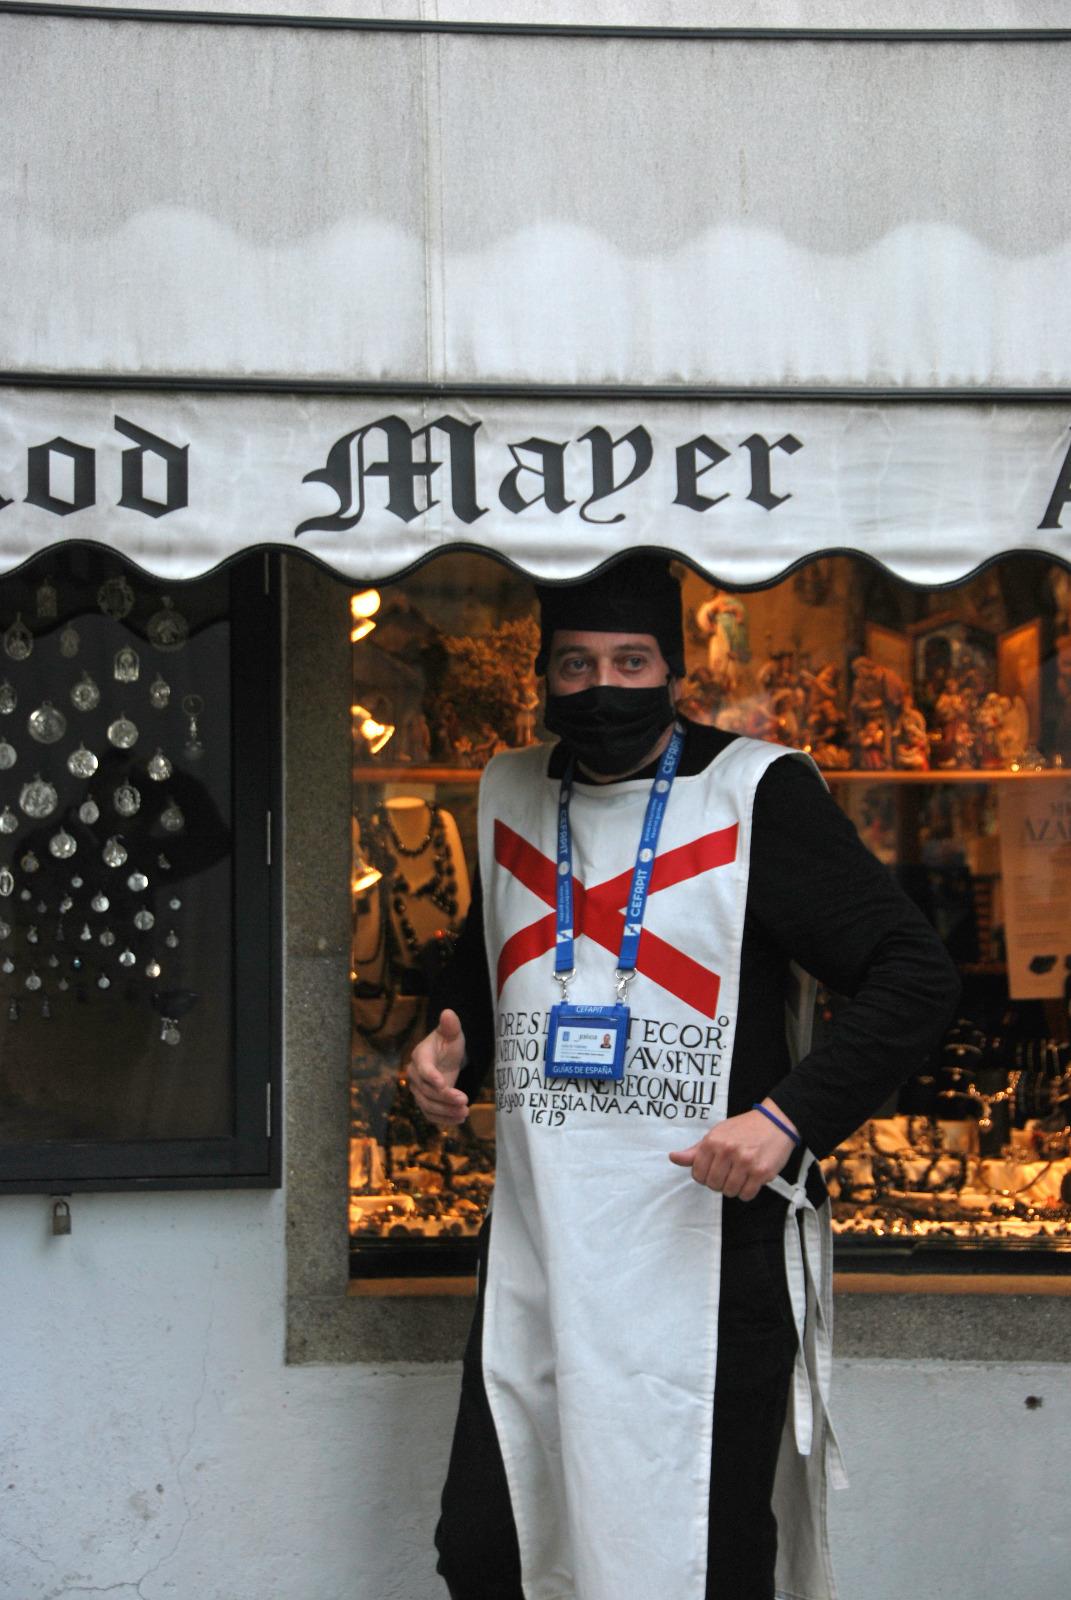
[353,764,483,784]
[354,762,1069,787]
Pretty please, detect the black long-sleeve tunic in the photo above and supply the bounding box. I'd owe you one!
[431,721,961,1241]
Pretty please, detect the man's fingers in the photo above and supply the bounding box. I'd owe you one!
[437,1007,462,1046]
[667,1145,699,1166]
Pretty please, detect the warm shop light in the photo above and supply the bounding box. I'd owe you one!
[351,850,382,894]
[351,703,395,754]
[350,589,381,642]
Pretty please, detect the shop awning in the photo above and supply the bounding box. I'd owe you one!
[1,388,1069,586]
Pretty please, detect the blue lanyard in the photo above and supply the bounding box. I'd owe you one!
[555,724,685,1001]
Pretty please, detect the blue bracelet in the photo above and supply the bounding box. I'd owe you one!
[752,1102,801,1146]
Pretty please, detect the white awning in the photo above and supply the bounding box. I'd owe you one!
[1,388,1069,586]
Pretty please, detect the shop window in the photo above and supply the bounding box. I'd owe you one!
[350,552,1071,1278]
[0,547,279,1190]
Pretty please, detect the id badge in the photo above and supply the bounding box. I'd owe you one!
[545,1003,629,1081]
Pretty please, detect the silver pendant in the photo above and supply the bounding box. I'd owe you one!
[0,681,16,715]
[7,997,17,1019]
[98,576,135,620]
[0,808,17,835]
[181,694,205,759]
[78,796,100,825]
[0,868,14,897]
[20,851,39,874]
[79,923,92,942]
[159,799,185,834]
[0,739,17,771]
[118,947,136,968]
[71,875,83,888]
[127,871,149,893]
[158,855,171,871]
[91,892,109,914]
[2,957,14,975]
[145,958,162,979]
[35,578,57,620]
[24,970,41,992]
[99,930,116,948]
[102,836,128,868]
[26,925,38,944]
[168,896,181,911]
[57,978,69,992]
[18,889,30,902]
[107,714,139,750]
[28,701,67,745]
[146,749,172,782]
[47,953,59,968]
[133,909,154,932]
[70,672,101,712]
[164,928,179,949]
[160,1017,180,1045]
[35,899,45,914]
[97,973,111,990]
[59,896,73,914]
[3,615,33,661]
[48,829,77,860]
[67,744,99,779]
[19,776,57,818]
[0,920,10,939]
[149,675,171,710]
[113,782,141,817]
[113,645,140,683]
[59,625,80,659]
[147,596,188,652]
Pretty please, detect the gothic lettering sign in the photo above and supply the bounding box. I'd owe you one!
[0,389,1068,584]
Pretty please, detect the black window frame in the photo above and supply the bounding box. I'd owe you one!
[0,548,281,1193]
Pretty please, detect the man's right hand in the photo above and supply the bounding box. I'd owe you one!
[406,1008,469,1126]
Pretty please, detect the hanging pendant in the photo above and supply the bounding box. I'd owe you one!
[35,578,57,620]
[158,855,172,872]
[46,951,59,968]
[127,871,149,893]
[3,615,33,662]
[147,596,189,652]
[149,675,171,710]
[8,998,18,1021]
[49,829,77,860]
[0,681,16,715]
[113,645,140,683]
[0,870,12,899]
[59,895,73,914]
[78,795,100,825]
[99,929,116,948]
[35,898,46,914]
[70,672,101,712]
[67,744,99,779]
[113,782,141,818]
[41,995,52,1019]
[98,576,135,620]
[24,970,42,992]
[20,850,39,874]
[28,702,67,745]
[1,956,14,974]
[79,923,92,942]
[107,713,139,750]
[71,875,83,888]
[19,776,58,818]
[164,928,179,949]
[159,799,185,834]
[26,925,38,944]
[181,694,205,759]
[145,958,162,979]
[59,624,80,659]
[146,749,172,782]
[97,972,111,989]
[160,1016,180,1045]
[91,891,109,913]
[0,739,17,771]
[168,896,181,911]
[102,836,128,868]
[18,889,30,902]
[133,909,154,932]
[0,808,17,836]
[0,920,10,939]
[118,947,136,968]
[57,977,69,992]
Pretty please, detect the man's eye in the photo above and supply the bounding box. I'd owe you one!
[621,656,647,671]
[563,657,589,674]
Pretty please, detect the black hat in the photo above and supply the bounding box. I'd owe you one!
[535,555,685,677]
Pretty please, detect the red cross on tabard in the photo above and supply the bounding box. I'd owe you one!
[493,818,739,1019]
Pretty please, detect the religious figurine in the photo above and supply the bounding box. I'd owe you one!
[693,590,749,700]
[893,699,930,770]
[930,682,975,769]
[801,663,851,770]
[850,655,906,768]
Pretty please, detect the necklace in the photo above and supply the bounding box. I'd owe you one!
[377,806,459,955]
[382,802,438,857]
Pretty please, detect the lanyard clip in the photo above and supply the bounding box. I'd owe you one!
[555,968,575,1002]
[614,969,636,1005]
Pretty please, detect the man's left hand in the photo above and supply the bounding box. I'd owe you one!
[668,1102,798,1202]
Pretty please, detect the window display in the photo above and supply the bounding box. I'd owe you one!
[350,552,1071,1277]
[0,546,278,1189]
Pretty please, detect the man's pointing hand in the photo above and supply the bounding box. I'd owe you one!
[406,1008,470,1127]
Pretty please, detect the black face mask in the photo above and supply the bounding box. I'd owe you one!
[544,683,676,777]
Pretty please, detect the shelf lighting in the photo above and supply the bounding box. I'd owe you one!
[352,703,395,755]
[352,850,383,895]
[350,589,381,643]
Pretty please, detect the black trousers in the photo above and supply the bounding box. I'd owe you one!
[435,1226,798,1600]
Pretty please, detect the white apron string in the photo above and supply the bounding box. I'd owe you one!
[766,1154,849,1492]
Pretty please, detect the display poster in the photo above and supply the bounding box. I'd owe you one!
[997,777,1071,1001]
[0,390,1070,584]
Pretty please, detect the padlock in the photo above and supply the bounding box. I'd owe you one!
[51,1199,71,1237]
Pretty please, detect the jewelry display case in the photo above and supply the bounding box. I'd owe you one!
[0,546,279,1190]
[349,552,1071,1279]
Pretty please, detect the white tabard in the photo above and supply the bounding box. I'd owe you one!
[477,735,844,1600]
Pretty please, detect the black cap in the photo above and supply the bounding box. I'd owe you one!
[535,556,685,677]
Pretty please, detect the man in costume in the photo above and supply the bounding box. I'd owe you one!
[409,556,959,1600]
